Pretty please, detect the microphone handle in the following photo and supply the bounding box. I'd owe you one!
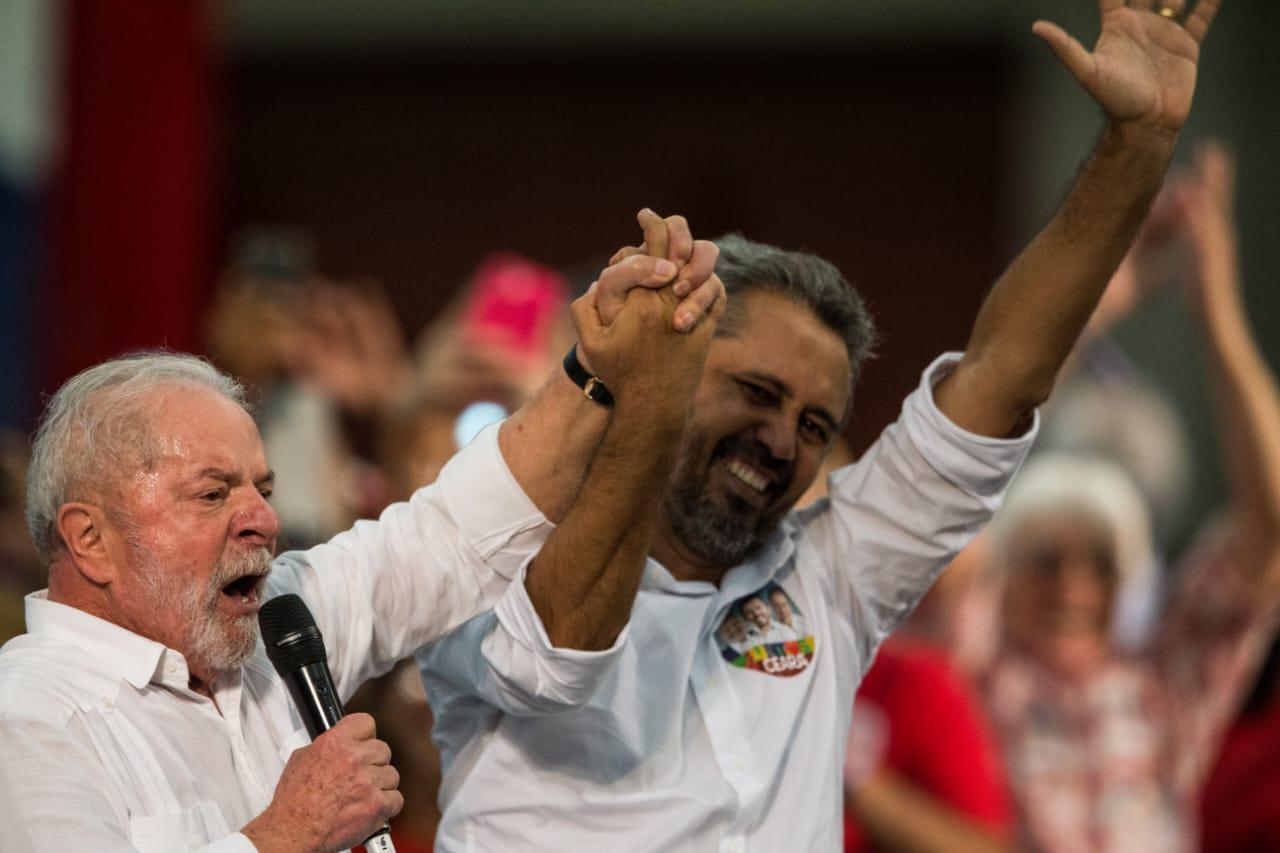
[281,661,398,853]
[284,660,345,739]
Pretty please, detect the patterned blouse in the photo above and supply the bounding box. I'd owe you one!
[978,528,1277,853]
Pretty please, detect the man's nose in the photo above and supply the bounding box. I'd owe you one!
[754,413,796,464]
[234,489,280,547]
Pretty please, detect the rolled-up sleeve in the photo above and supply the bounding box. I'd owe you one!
[267,422,553,700]
[421,558,628,717]
[809,353,1037,665]
[485,560,628,714]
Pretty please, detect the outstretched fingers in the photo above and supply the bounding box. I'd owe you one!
[1182,0,1222,42]
[1031,20,1095,86]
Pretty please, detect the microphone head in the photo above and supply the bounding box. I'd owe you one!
[258,593,327,673]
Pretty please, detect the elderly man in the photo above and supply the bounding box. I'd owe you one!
[418,3,1228,850]
[0,236,723,851]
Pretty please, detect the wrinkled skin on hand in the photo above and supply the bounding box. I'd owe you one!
[243,713,403,853]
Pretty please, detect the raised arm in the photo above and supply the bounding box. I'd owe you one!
[521,255,723,650]
[499,211,723,521]
[1179,142,1280,579]
[935,0,1223,437]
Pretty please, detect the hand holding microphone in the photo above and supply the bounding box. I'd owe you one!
[243,594,401,853]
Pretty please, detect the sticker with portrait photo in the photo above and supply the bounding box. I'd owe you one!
[716,583,816,677]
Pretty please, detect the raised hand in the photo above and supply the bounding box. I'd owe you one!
[573,256,724,407]
[286,279,412,415]
[243,713,402,853]
[599,209,724,332]
[1173,140,1239,313]
[1032,0,1222,134]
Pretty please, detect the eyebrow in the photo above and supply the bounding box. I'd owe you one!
[736,371,841,431]
[194,467,276,487]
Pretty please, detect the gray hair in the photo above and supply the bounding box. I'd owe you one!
[26,352,250,563]
[714,234,877,389]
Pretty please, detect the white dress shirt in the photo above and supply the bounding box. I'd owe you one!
[0,424,552,853]
[419,354,1037,853]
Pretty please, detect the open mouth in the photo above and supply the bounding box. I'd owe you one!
[719,450,791,506]
[727,458,770,492]
[221,573,266,604]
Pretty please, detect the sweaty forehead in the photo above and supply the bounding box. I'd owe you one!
[712,291,852,415]
[139,386,266,475]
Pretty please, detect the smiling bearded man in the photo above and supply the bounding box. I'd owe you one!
[415,2,1230,846]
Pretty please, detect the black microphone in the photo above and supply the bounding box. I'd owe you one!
[259,593,397,853]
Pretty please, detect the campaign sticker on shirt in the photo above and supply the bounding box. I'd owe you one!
[716,583,816,677]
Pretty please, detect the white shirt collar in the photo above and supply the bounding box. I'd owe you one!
[640,516,802,609]
[24,591,172,692]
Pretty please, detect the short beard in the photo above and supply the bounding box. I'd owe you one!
[133,545,273,677]
[662,433,790,567]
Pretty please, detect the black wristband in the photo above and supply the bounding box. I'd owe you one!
[562,346,614,407]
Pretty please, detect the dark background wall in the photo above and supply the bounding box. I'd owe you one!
[226,49,1011,452]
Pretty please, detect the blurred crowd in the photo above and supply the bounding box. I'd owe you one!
[2,139,1277,853]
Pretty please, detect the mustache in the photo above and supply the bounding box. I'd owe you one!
[210,547,274,590]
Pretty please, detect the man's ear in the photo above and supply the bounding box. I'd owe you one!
[55,503,118,586]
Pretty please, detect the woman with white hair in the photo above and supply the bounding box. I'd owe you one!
[977,143,1280,853]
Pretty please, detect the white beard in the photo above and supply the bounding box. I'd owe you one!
[133,544,272,676]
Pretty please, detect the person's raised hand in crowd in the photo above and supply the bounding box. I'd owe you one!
[1172,141,1280,586]
[1174,140,1239,317]
[411,303,566,413]
[1033,0,1220,139]
[284,278,412,416]
[242,713,402,853]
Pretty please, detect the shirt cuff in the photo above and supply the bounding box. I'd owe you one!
[434,421,550,577]
[491,557,629,700]
[904,352,1039,499]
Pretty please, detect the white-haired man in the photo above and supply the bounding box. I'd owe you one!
[0,234,724,852]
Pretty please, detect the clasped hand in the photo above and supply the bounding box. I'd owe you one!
[573,210,726,409]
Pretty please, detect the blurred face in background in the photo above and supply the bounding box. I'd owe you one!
[1001,510,1119,676]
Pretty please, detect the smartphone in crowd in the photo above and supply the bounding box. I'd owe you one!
[460,252,568,365]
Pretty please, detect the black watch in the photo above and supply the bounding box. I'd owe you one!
[563,346,614,407]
